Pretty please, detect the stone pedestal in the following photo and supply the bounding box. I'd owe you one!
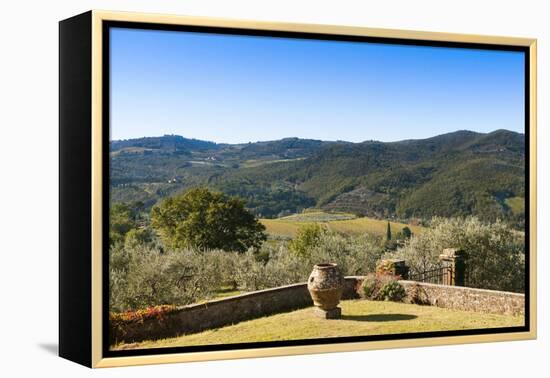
[313,307,342,319]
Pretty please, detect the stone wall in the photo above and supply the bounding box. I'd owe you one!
[398,280,525,316]
[110,277,523,345]
[110,282,313,344]
[347,276,524,316]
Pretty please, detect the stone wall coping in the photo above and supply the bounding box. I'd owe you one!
[190,276,525,310]
[121,276,523,317]
[398,280,525,298]
[345,275,367,280]
[174,276,524,315]
[176,282,308,311]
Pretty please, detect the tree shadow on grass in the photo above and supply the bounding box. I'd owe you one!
[342,314,417,322]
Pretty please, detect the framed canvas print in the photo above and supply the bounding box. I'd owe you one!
[59,10,537,368]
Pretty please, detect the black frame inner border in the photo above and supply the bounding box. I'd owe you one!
[101,20,531,359]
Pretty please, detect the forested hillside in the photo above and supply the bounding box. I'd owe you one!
[110,130,525,227]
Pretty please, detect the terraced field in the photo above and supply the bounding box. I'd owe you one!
[260,211,423,238]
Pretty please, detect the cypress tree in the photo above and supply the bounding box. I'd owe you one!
[386,221,392,241]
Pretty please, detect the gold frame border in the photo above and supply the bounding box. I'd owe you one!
[90,9,537,368]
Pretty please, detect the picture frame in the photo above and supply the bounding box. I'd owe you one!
[59,10,537,368]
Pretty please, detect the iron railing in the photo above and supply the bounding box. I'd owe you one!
[408,266,453,285]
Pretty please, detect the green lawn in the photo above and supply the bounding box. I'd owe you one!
[112,300,523,350]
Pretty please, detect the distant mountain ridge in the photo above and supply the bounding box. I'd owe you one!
[110,129,525,227]
[111,134,218,152]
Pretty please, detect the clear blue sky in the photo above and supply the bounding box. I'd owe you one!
[110,27,525,143]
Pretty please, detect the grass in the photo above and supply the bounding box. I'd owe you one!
[112,299,523,350]
[260,212,423,239]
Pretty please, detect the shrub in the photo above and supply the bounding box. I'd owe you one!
[376,260,396,276]
[379,280,406,301]
[109,305,178,324]
[360,273,405,301]
[361,274,379,299]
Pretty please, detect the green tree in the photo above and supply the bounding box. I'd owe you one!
[150,188,266,252]
[289,223,324,257]
[124,228,153,250]
[386,221,392,241]
[401,226,412,239]
[110,203,137,245]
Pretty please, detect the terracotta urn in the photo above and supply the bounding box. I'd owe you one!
[307,263,345,311]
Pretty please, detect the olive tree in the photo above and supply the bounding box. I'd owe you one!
[386,217,525,292]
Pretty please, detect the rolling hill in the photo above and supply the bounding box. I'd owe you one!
[110,130,525,227]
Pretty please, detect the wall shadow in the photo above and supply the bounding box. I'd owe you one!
[37,343,58,355]
[341,314,417,322]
